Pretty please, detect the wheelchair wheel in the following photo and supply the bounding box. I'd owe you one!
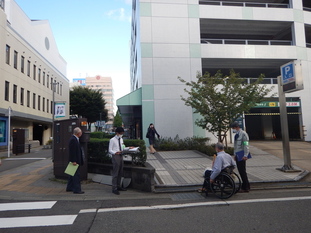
[231,171,242,194]
[210,173,236,199]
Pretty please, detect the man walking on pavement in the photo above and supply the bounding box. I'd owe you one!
[66,127,85,194]
[231,121,251,192]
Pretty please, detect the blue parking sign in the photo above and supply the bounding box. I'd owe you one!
[281,63,294,85]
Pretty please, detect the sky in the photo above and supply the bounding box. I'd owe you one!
[14,0,133,111]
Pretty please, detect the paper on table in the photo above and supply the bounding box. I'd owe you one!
[64,162,79,176]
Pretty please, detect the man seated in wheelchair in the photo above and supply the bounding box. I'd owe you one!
[201,142,236,191]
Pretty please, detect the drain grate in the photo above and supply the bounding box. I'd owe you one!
[170,193,205,201]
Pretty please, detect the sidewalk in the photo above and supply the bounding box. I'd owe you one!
[0,142,310,201]
[148,144,309,190]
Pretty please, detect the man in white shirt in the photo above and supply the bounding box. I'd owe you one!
[109,127,130,195]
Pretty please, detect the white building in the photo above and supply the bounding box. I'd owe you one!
[117,0,311,142]
[0,0,69,148]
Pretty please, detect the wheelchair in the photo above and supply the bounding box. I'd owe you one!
[202,166,242,199]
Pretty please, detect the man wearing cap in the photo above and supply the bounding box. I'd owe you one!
[231,121,250,192]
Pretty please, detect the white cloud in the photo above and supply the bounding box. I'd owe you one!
[106,8,131,22]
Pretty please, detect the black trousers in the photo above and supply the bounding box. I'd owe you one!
[237,160,250,191]
[66,167,81,193]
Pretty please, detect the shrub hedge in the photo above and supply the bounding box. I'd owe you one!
[90,132,114,139]
[87,138,147,166]
[155,135,234,156]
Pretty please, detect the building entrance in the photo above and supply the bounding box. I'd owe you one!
[245,100,302,140]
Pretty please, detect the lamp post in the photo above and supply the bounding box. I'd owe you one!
[52,81,57,160]
[7,106,11,158]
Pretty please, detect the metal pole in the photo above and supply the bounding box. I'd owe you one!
[8,106,11,158]
[52,81,55,161]
[277,75,298,172]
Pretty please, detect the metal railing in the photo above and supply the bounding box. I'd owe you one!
[201,38,293,46]
[199,0,289,8]
[245,77,277,85]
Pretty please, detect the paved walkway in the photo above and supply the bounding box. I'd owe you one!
[147,142,310,187]
[0,141,310,201]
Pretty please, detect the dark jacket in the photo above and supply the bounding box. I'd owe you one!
[147,127,160,139]
[68,135,84,166]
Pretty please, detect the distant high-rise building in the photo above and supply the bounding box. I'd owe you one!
[85,76,114,124]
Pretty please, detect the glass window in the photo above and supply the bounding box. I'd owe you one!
[51,101,53,114]
[43,72,45,86]
[33,93,36,109]
[27,90,30,107]
[33,65,36,80]
[20,88,24,105]
[21,56,25,73]
[38,95,41,110]
[6,45,10,65]
[5,81,9,101]
[38,68,41,83]
[42,97,45,112]
[13,85,17,103]
[14,51,18,69]
[47,99,49,113]
[27,60,31,77]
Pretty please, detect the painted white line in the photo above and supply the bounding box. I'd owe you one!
[0,201,56,212]
[95,196,311,213]
[5,158,46,160]
[0,215,77,229]
[79,208,97,214]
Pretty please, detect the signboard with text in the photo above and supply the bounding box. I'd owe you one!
[280,60,303,93]
[55,103,66,118]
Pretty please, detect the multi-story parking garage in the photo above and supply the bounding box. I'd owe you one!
[117,0,311,142]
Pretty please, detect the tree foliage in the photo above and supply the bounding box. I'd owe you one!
[113,110,123,128]
[70,86,108,129]
[178,70,274,142]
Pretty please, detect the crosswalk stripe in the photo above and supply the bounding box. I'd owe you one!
[0,215,77,228]
[0,201,56,212]
[5,158,46,160]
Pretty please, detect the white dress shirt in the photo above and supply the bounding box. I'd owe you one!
[109,135,129,155]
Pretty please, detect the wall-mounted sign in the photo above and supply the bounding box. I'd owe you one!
[55,102,66,118]
[254,101,300,108]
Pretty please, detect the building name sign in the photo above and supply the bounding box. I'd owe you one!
[255,101,300,108]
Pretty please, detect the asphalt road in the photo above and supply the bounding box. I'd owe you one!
[0,188,310,233]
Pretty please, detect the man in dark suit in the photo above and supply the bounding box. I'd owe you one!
[66,127,84,194]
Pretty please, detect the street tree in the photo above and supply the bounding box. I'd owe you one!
[113,110,123,128]
[178,70,274,143]
[70,86,108,130]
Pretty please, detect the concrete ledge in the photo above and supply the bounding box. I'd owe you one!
[88,162,155,192]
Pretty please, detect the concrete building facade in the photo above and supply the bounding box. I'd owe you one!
[0,0,69,148]
[117,0,311,142]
